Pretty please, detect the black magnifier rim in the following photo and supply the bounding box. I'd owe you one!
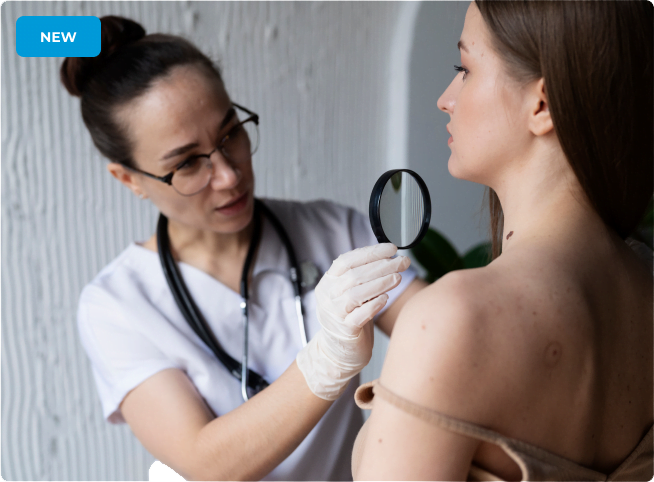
[369,169,432,250]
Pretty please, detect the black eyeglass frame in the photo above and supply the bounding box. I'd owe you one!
[126,103,259,196]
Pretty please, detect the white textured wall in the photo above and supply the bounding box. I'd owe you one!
[1,1,403,479]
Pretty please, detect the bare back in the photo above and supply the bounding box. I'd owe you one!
[469,233,653,476]
[355,229,653,481]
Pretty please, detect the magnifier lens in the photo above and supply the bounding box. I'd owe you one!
[369,169,431,249]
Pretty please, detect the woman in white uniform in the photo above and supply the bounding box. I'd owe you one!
[64,16,426,481]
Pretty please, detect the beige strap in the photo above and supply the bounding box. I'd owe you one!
[354,380,375,409]
[357,379,519,448]
[371,380,508,446]
[355,380,617,481]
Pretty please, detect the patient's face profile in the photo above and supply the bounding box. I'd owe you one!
[437,2,533,188]
[115,65,256,235]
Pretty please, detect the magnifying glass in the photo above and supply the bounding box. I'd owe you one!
[369,169,432,249]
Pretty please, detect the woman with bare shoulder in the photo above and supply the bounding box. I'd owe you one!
[350,1,653,480]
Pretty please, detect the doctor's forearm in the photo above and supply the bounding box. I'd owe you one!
[189,361,333,480]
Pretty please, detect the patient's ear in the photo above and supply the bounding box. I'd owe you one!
[528,78,554,137]
[107,162,148,199]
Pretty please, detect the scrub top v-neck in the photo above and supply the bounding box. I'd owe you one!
[77,198,417,481]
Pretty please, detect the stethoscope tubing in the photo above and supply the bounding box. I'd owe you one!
[240,200,308,400]
[158,198,308,403]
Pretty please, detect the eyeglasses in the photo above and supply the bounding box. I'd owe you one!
[128,103,259,196]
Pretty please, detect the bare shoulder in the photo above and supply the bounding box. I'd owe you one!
[390,264,521,355]
[380,263,572,426]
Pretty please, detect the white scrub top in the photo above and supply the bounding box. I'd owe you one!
[77,198,417,481]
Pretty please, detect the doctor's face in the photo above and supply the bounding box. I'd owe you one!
[116,64,255,235]
[437,2,531,187]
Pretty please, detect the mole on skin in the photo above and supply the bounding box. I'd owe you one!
[506,231,514,240]
[544,341,563,367]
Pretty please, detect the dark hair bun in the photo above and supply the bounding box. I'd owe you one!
[60,16,146,97]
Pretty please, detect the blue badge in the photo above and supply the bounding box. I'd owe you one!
[16,16,100,58]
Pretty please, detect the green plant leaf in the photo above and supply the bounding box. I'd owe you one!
[424,273,437,284]
[411,228,463,281]
[462,242,492,269]
[640,198,654,229]
[390,172,402,192]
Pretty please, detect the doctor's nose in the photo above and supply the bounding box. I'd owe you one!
[208,150,241,191]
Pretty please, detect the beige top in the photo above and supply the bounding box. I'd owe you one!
[354,380,654,481]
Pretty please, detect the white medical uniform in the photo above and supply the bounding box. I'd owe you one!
[77,198,417,481]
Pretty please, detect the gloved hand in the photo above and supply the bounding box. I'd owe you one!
[296,244,411,400]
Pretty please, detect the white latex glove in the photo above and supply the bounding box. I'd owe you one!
[297,243,411,400]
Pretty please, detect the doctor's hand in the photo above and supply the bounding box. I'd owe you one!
[297,244,411,400]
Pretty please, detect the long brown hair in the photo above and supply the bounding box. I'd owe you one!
[475,1,653,259]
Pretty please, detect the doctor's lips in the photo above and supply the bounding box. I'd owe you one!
[216,191,249,215]
[447,125,453,146]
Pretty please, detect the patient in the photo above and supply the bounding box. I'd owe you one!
[353,1,653,480]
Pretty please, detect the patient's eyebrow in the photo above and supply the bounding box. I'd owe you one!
[457,40,469,53]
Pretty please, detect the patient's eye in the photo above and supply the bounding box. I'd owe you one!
[454,65,469,81]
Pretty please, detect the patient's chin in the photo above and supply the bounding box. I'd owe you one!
[447,155,487,185]
[448,155,471,181]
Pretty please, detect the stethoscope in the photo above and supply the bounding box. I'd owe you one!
[157,198,309,402]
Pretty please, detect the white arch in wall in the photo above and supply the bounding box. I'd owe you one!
[386,1,422,170]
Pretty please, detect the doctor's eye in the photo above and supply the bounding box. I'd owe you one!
[454,65,469,80]
[224,123,246,142]
[176,156,204,172]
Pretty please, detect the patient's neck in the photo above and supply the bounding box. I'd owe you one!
[491,148,607,256]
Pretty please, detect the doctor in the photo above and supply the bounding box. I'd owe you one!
[66,16,426,480]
